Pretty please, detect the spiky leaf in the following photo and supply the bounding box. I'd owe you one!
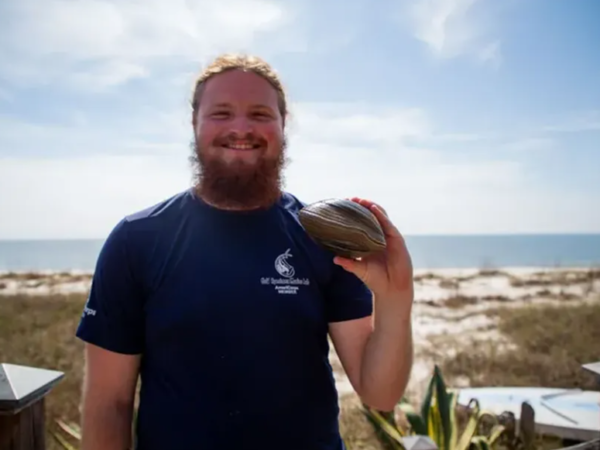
[447,390,460,450]
[398,398,428,436]
[55,419,81,440]
[488,424,506,446]
[433,365,452,450]
[365,408,406,445]
[420,370,436,433]
[52,431,78,450]
[470,436,492,450]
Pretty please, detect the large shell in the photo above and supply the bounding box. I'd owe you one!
[298,198,386,259]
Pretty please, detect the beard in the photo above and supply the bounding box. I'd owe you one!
[190,134,289,211]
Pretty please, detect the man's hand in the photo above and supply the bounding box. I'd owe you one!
[333,197,414,310]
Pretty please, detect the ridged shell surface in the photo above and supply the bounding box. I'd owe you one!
[298,198,386,259]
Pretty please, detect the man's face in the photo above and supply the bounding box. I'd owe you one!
[191,69,287,210]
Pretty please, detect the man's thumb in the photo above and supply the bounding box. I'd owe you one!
[333,256,367,281]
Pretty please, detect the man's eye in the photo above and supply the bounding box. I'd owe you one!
[211,111,229,118]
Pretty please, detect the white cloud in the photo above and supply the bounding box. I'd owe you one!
[0,0,301,89]
[502,137,556,152]
[541,110,600,133]
[478,39,502,68]
[0,0,596,239]
[288,102,431,147]
[0,154,192,239]
[1,101,597,239]
[400,0,503,67]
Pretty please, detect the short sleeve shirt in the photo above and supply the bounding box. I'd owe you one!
[76,189,373,450]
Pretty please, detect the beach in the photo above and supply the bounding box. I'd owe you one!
[2,266,599,449]
[2,265,598,402]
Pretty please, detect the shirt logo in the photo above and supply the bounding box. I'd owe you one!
[274,248,295,278]
[261,248,310,295]
[82,297,97,318]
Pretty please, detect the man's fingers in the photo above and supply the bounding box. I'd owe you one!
[370,204,400,238]
[350,197,389,217]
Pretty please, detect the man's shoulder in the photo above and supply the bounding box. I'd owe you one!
[123,189,194,224]
[278,191,309,215]
[104,189,195,246]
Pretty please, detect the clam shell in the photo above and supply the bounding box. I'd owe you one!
[298,198,386,259]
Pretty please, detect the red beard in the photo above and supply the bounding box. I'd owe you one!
[190,137,288,210]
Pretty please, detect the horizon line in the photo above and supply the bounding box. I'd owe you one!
[1,232,600,242]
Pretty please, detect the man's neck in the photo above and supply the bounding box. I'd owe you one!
[193,187,281,212]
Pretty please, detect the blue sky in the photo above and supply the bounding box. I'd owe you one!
[0,0,598,239]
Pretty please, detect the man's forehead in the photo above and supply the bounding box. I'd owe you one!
[201,70,279,107]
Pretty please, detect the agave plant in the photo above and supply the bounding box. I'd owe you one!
[52,419,81,450]
[52,408,138,449]
[362,365,507,450]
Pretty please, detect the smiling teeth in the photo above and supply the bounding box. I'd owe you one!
[227,143,254,150]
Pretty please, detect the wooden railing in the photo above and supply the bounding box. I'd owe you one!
[0,363,63,450]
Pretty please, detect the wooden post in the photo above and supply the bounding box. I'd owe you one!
[400,435,439,450]
[582,361,600,386]
[0,363,64,450]
[519,401,536,450]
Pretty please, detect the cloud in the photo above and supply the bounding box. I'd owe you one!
[0,0,302,90]
[3,99,597,239]
[0,0,597,239]
[541,110,600,133]
[288,102,431,148]
[501,137,556,153]
[400,0,503,67]
[0,108,190,159]
[0,154,193,239]
[478,39,502,68]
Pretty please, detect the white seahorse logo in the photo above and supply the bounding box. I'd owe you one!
[274,248,295,278]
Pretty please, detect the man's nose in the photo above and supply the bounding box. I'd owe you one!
[228,116,254,136]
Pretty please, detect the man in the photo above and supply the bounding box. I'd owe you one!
[76,53,414,450]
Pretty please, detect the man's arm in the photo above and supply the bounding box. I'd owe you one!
[322,248,414,412]
[81,344,141,450]
[75,218,147,448]
[328,198,415,411]
[329,293,413,412]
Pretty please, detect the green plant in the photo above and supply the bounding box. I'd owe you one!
[52,419,80,450]
[362,365,507,450]
[52,408,138,449]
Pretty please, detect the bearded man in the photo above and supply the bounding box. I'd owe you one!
[76,54,414,450]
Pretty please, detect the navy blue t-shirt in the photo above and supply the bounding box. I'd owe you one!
[76,188,373,450]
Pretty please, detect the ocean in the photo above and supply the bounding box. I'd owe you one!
[1,234,599,272]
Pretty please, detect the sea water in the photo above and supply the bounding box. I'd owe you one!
[1,234,599,272]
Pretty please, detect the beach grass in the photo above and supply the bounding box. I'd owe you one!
[437,300,600,391]
[0,270,599,450]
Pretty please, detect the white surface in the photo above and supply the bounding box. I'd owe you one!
[0,363,64,401]
[582,362,600,376]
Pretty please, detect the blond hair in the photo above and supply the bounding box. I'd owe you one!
[191,53,288,125]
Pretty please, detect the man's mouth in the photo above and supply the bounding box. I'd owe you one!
[221,141,262,151]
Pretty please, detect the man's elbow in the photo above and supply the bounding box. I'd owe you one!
[359,390,404,412]
[357,368,412,411]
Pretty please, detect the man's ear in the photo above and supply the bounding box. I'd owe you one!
[192,107,201,131]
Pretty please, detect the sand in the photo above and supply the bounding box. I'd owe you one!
[2,266,599,403]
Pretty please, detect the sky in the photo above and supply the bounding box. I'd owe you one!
[0,0,598,240]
